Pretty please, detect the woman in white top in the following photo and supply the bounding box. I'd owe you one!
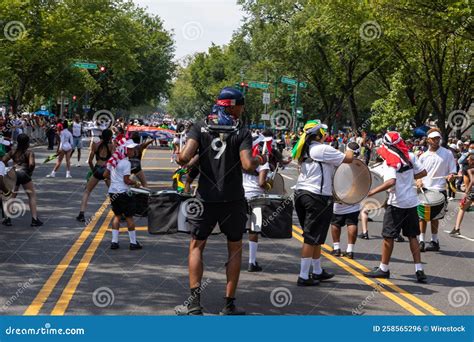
[293,120,357,286]
[46,121,74,178]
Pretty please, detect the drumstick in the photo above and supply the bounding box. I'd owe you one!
[419,187,430,203]
[428,175,462,180]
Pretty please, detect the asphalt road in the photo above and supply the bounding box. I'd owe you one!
[0,143,472,316]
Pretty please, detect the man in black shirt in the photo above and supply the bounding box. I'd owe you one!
[175,87,266,315]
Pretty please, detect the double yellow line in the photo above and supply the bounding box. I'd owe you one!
[25,148,153,316]
[291,225,444,316]
[24,200,111,315]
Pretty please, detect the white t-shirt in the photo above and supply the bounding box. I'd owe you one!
[384,153,423,208]
[72,122,82,137]
[418,147,457,191]
[60,129,73,151]
[295,142,345,196]
[243,163,271,199]
[108,158,131,194]
[0,161,5,176]
[334,202,360,215]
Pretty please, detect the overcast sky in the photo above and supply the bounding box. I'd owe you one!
[133,0,245,60]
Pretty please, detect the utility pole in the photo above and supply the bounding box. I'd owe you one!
[60,90,64,119]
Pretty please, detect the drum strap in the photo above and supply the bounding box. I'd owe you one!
[302,157,324,194]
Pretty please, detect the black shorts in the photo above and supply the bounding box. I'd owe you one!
[331,211,360,228]
[294,190,333,245]
[93,165,107,180]
[188,199,247,242]
[110,193,136,217]
[15,169,32,186]
[382,205,420,238]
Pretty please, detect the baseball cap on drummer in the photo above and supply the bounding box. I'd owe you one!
[124,139,138,149]
[216,87,245,107]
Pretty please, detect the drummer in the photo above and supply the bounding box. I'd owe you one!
[364,131,428,283]
[244,135,271,272]
[293,120,358,286]
[104,139,143,250]
[416,128,457,252]
[331,203,360,259]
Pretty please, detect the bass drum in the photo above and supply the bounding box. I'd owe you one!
[361,171,388,210]
[333,159,371,204]
[247,194,293,239]
[147,190,194,234]
[267,173,286,195]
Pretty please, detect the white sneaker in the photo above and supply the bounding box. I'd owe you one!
[448,197,455,201]
[66,172,72,178]
[46,172,55,178]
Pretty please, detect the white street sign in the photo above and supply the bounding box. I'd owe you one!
[262,92,271,105]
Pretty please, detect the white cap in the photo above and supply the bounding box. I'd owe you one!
[449,143,457,150]
[124,139,138,148]
[427,131,442,139]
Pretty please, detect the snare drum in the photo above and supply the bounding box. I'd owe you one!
[361,171,388,210]
[128,187,152,217]
[333,159,371,204]
[2,168,17,199]
[247,194,293,239]
[147,190,193,234]
[417,189,446,221]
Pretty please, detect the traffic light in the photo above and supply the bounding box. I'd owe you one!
[290,93,296,106]
[99,66,106,73]
[72,95,77,101]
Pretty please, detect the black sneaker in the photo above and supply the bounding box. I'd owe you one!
[312,269,335,281]
[343,251,354,259]
[2,218,12,226]
[419,241,425,252]
[363,267,390,279]
[416,270,427,283]
[129,242,143,250]
[248,262,262,272]
[219,299,245,316]
[175,304,203,316]
[425,241,440,252]
[31,218,43,227]
[395,235,405,242]
[331,248,341,257]
[358,232,369,240]
[449,228,461,236]
[110,242,119,250]
[297,276,319,286]
[76,213,85,223]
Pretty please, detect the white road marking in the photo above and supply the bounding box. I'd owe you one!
[443,230,474,242]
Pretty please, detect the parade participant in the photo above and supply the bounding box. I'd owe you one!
[170,132,181,163]
[46,121,74,178]
[416,128,457,252]
[2,134,43,227]
[76,129,114,222]
[105,139,142,250]
[71,115,84,167]
[174,87,265,316]
[244,135,271,272]
[130,132,155,187]
[450,155,473,235]
[330,202,360,259]
[358,209,370,240]
[363,131,427,283]
[293,120,358,286]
